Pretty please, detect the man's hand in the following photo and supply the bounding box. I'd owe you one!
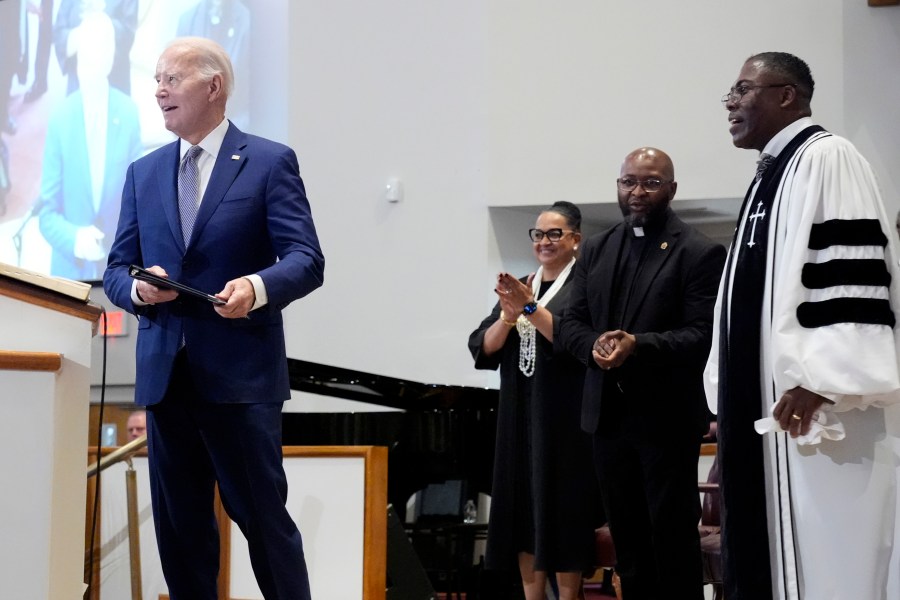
[215,277,256,319]
[591,330,636,370]
[136,265,178,304]
[74,225,106,261]
[773,386,828,438]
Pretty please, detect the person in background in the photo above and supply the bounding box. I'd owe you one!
[54,0,137,94]
[0,0,27,217]
[103,37,324,600]
[708,51,900,600]
[0,0,27,136]
[126,410,146,441]
[559,148,725,600]
[23,0,54,103]
[469,201,601,600]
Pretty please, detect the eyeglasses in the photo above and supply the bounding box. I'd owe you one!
[616,177,672,193]
[528,228,575,243]
[721,82,794,105]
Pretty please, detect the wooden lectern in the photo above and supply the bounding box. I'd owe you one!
[0,275,102,599]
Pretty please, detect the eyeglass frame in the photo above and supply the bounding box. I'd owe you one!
[528,228,576,243]
[721,82,795,105]
[616,177,673,193]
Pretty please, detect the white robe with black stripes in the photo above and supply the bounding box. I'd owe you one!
[706,119,900,600]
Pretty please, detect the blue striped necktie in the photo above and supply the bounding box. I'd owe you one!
[178,145,203,245]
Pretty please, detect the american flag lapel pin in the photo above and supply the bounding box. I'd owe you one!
[231,154,240,160]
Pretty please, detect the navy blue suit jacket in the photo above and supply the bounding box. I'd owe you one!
[104,122,324,406]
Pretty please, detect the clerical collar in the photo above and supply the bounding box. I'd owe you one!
[628,208,670,238]
[761,116,814,159]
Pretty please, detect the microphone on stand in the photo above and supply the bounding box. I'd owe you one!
[13,197,48,267]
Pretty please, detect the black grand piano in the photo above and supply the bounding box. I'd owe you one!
[281,358,506,598]
[281,358,499,521]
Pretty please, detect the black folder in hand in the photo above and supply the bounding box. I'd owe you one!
[128,265,226,305]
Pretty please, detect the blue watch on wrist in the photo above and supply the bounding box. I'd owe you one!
[522,301,538,315]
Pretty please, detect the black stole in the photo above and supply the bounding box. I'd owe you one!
[717,125,825,600]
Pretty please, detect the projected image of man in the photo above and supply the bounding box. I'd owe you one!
[38,11,142,280]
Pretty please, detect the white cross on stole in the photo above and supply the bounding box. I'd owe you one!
[746,201,766,248]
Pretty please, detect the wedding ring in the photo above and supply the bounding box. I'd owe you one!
[791,414,802,421]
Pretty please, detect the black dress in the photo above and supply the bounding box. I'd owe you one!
[468,273,602,572]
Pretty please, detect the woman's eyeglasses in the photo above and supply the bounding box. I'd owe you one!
[528,228,575,243]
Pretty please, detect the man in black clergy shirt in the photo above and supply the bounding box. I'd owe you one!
[560,147,725,600]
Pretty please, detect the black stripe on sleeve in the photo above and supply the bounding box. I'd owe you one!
[801,259,891,289]
[808,219,887,250]
[797,298,895,328]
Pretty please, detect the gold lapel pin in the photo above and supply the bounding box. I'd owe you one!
[660,242,668,250]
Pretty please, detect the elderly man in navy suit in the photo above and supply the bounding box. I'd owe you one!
[103,37,324,600]
[559,148,725,600]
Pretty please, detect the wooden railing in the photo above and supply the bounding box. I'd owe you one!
[86,437,149,600]
[0,349,61,371]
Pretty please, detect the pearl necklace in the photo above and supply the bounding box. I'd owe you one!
[516,258,576,377]
[517,317,538,376]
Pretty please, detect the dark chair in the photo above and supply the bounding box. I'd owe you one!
[405,481,485,598]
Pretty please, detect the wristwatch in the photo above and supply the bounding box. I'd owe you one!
[522,301,538,315]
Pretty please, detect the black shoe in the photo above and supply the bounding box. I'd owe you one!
[24,82,47,103]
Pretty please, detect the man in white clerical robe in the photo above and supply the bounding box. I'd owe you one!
[706,51,900,600]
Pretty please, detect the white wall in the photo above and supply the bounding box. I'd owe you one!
[273,0,900,390]
[283,1,490,385]
[842,0,900,209]
[484,1,846,206]
[85,1,900,393]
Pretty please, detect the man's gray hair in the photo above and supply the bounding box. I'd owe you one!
[166,36,234,99]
